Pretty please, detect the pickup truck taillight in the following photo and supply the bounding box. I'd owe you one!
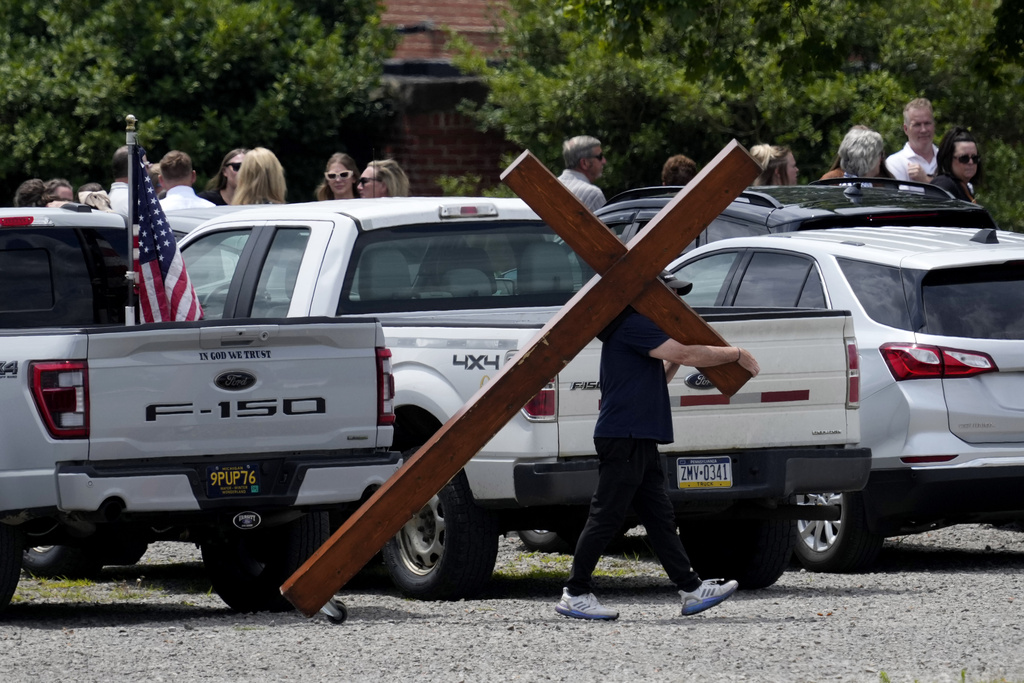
[31,361,89,439]
[376,348,396,425]
[846,338,860,407]
[522,380,557,421]
[881,343,997,381]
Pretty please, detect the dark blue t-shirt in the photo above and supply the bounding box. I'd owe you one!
[593,313,673,443]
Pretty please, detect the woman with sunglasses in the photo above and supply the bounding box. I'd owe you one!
[199,148,249,206]
[931,127,983,203]
[358,159,410,198]
[315,152,360,200]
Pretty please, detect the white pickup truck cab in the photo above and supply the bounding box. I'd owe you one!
[177,197,870,597]
[0,207,399,613]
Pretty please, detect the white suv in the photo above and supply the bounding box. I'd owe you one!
[668,226,1024,572]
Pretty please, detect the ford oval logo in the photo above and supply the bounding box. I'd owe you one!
[233,511,261,530]
[684,372,714,390]
[215,371,256,391]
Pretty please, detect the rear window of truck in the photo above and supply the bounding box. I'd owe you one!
[0,227,129,327]
[337,221,595,314]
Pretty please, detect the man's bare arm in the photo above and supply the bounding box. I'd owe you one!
[650,339,760,378]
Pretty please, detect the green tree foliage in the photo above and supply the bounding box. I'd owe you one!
[456,0,1023,230]
[0,0,396,205]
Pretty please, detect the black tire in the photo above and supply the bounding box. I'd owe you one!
[0,525,24,612]
[516,530,575,554]
[794,491,885,573]
[99,539,150,567]
[382,471,499,601]
[22,545,104,579]
[679,518,795,590]
[201,512,329,613]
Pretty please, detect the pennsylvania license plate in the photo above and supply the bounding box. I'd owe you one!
[206,463,261,498]
[676,456,733,489]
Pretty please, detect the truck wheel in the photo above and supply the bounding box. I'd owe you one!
[99,540,150,567]
[516,530,575,554]
[794,491,885,573]
[1,525,24,612]
[202,512,329,613]
[22,545,103,579]
[679,518,795,590]
[382,471,499,601]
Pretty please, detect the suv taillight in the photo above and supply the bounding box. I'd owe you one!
[522,380,557,421]
[31,361,89,438]
[376,348,396,426]
[880,343,997,381]
[846,338,860,407]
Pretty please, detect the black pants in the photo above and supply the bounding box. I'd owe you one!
[566,437,702,596]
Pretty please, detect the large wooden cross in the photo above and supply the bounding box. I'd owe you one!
[281,140,761,616]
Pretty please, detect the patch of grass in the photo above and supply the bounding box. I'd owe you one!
[879,669,1022,683]
[13,576,101,603]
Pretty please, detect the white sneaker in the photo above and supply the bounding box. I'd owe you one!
[679,578,738,616]
[555,588,619,620]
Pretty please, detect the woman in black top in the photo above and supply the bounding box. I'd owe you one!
[931,127,982,203]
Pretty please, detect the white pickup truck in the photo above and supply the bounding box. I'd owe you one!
[0,207,400,613]
[176,196,871,598]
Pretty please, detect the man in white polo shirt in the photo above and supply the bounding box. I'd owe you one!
[885,98,938,183]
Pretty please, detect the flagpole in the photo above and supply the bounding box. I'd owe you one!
[125,114,138,326]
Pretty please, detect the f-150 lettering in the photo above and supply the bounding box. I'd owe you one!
[145,397,327,421]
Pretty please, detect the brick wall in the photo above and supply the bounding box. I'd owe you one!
[384,109,517,195]
[383,0,507,60]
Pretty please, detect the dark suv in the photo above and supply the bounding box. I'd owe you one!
[596,178,998,252]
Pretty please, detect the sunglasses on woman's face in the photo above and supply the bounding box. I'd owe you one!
[325,171,353,180]
[225,162,242,172]
[954,154,980,165]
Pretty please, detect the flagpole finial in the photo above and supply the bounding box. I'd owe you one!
[125,114,137,132]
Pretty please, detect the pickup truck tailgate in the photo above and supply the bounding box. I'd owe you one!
[86,319,386,460]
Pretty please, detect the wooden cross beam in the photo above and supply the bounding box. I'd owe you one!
[280,140,762,616]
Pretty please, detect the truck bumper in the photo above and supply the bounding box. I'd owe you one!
[513,448,871,507]
[862,465,1024,535]
[55,450,403,514]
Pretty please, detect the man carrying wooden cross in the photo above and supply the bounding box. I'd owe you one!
[556,276,760,621]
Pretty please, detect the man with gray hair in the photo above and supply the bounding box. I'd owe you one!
[557,135,607,211]
[885,98,938,183]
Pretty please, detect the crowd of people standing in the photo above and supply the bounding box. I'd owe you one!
[11,144,411,217]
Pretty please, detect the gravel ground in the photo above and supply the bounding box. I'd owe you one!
[2,523,1023,683]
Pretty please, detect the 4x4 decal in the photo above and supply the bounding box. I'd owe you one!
[452,354,499,370]
[0,360,17,378]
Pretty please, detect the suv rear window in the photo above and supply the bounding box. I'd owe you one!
[920,263,1024,340]
[0,227,129,328]
[338,222,595,314]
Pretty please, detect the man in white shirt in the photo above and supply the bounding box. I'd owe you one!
[884,98,938,183]
[557,135,607,212]
[158,150,215,211]
[108,146,131,218]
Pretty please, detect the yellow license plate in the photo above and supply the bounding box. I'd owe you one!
[206,463,261,497]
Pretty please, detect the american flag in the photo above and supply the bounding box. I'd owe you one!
[132,146,203,322]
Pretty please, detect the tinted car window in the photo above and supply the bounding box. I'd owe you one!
[673,251,742,307]
[920,263,1024,340]
[733,251,825,308]
[0,227,128,327]
[705,217,766,244]
[837,258,912,330]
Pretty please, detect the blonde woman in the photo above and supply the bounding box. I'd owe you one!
[232,147,287,205]
[357,159,410,198]
[315,152,359,200]
[750,144,799,186]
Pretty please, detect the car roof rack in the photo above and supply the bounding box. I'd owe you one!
[603,186,784,210]
[809,177,955,200]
